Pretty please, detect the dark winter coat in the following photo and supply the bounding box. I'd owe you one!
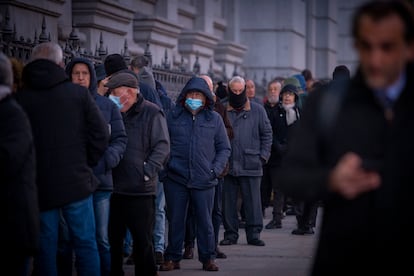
[263,100,300,168]
[16,59,109,211]
[65,58,127,191]
[0,91,39,256]
[112,95,170,196]
[165,77,231,189]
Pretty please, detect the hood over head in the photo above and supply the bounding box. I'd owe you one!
[176,76,215,110]
[65,57,98,94]
[279,83,299,102]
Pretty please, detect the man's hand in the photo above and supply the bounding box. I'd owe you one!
[328,152,381,199]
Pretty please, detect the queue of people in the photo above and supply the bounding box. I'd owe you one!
[3,1,414,275]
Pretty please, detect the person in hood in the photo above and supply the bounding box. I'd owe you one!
[58,57,127,276]
[160,76,231,272]
[15,41,109,276]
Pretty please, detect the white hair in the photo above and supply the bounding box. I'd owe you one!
[228,75,245,87]
[30,42,63,65]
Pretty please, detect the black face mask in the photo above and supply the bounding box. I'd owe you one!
[228,86,247,109]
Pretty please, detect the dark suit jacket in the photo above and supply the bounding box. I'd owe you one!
[278,64,414,275]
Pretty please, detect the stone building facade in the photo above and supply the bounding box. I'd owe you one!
[0,0,370,93]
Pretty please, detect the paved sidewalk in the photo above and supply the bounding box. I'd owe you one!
[124,207,321,276]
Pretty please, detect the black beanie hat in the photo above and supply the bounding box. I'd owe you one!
[215,81,228,99]
[104,54,128,77]
[94,64,106,82]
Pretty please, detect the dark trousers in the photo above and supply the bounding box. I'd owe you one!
[269,167,285,222]
[260,165,273,209]
[185,178,224,248]
[222,175,263,242]
[109,194,156,276]
[293,199,319,229]
[164,179,215,263]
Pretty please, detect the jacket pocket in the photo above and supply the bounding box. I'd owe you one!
[243,149,261,170]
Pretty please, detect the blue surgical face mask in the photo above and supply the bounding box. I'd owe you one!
[185,98,203,111]
[109,95,124,110]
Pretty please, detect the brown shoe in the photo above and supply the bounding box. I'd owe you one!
[202,259,219,271]
[159,260,180,271]
[183,245,194,259]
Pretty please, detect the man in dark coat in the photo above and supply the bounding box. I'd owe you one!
[277,1,414,275]
[16,42,109,276]
[105,72,170,276]
[0,52,39,275]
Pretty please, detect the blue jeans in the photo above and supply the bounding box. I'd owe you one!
[153,180,166,253]
[33,195,100,276]
[93,191,111,276]
[123,229,132,256]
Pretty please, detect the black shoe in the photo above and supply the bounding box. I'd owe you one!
[125,255,134,265]
[155,251,164,265]
[215,247,227,259]
[248,239,265,246]
[219,239,237,246]
[291,227,315,235]
[265,219,282,229]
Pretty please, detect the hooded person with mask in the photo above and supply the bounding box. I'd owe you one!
[160,76,231,272]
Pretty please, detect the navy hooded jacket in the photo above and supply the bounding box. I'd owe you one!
[165,77,231,189]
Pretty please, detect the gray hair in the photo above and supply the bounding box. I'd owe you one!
[30,42,63,65]
[0,52,13,87]
[228,75,245,87]
[130,55,149,69]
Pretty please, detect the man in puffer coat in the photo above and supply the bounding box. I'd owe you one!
[160,76,231,272]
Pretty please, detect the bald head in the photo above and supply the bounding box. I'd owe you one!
[200,75,214,92]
